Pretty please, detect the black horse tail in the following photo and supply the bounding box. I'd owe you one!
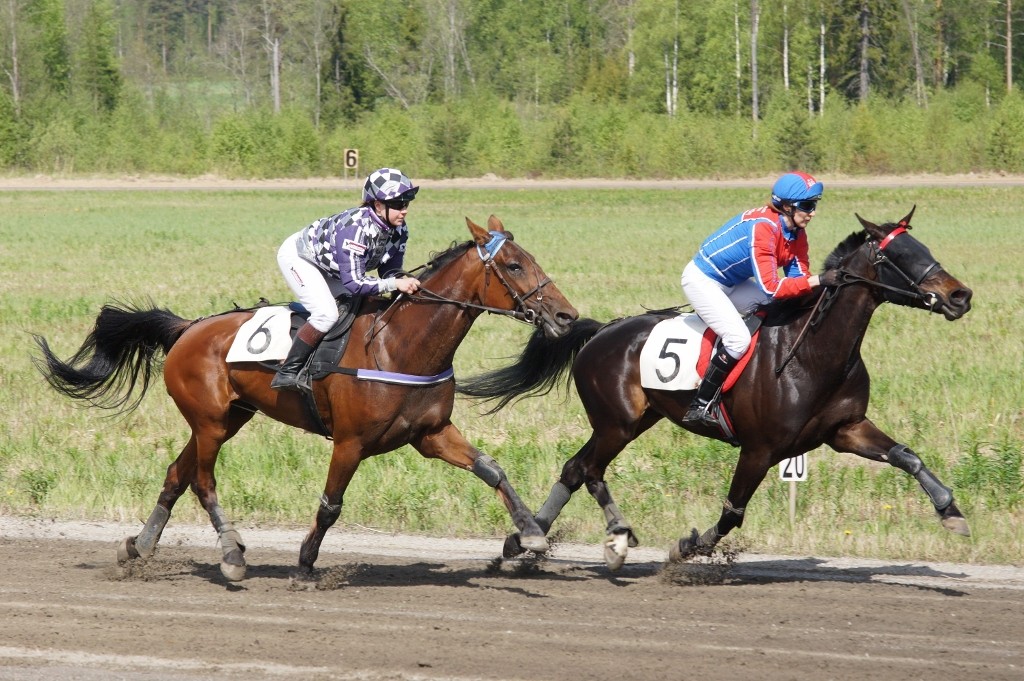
[32,301,192,414]
[457,317,604,414]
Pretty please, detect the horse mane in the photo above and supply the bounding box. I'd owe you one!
[418,240,474,281]
[417,230,518,282]
[759,229,869,326]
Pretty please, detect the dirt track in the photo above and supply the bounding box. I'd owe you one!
[1,517,1022,681]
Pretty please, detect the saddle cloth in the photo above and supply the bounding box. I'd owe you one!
[225,298,360,374]
[639,313,760,392]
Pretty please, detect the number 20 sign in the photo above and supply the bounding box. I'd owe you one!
[779,453,808,481]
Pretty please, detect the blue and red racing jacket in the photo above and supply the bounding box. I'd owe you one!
[693,204,813,300]
[298,206,408,297]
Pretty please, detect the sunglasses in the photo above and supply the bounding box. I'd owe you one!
[383,199,411,210]
[791,199,818,213]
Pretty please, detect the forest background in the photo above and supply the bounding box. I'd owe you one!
[5,0,1024,180]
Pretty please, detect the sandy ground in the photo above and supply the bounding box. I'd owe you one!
[1,516,1023,681]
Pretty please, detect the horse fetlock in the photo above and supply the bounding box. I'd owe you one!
[918,472,953,512]
[471,454,506,488]
[219,528,247,558]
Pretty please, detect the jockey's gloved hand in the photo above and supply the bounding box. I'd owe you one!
[818,269,842,287]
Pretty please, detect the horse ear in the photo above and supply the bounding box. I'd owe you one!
[899,205,917,228]
[466,217,490,245]
[487,215,506,233]
[856,212,886,240]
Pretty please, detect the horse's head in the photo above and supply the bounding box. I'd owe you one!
[849,206,972,320]
[465,215,578,338]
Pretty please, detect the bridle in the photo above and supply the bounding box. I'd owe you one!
[810,222,943,328]
[777,222,943,375]
[401,231,553,326]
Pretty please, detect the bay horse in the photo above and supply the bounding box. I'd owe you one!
[33,216,577,581]
[458,207,973,569]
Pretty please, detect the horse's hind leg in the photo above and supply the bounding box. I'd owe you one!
[190,406,257,581]
[118,434,202,563]
[829,418,970,536]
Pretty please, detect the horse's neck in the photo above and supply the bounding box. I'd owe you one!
[801,267,881,369]
[358,270,481,373]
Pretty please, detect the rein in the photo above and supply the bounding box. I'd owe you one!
[402,231,552,326]
[775,226,940,375]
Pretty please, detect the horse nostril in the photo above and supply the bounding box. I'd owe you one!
[950,288,973,309]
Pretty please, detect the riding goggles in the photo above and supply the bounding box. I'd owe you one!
[384,199,411,210]
[791,199,818,213]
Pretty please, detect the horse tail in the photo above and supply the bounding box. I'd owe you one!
[32,301,192,414]
[457,317,604,414]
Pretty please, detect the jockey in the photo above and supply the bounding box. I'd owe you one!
[680,171,836,427]
[271,167,422,391]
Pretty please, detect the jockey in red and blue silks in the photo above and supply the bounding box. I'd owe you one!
[680,171,834,428]
[272,167,422,391]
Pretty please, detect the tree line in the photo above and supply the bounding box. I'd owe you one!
[3,0,1024,177]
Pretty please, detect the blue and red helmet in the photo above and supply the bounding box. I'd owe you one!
[362,167,419,204]
[771,172,823,207]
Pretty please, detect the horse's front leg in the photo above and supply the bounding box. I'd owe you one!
[413,423,549,555]
[296,439,361,577]
[829,418,970,536]
[670,448,770,562]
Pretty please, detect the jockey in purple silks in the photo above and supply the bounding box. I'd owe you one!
[680,171,838,427]
[272,167,422,391]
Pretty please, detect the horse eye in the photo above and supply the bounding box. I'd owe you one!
[507,262,523,272]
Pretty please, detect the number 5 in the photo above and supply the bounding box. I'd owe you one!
[655,338,687,383]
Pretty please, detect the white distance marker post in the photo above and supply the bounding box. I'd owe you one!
[779,453,808,524]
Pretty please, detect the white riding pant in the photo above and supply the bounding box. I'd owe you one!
[277,230,345,333]
[681,260,770,359]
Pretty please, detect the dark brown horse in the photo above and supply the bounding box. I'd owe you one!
[33,216,578,581]
[459,208,973,569]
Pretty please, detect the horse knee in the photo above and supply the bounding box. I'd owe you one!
[472,454,507,488]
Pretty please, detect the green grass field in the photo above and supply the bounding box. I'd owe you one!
[1,185,1020,564]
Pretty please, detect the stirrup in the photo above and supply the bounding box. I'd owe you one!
[683,401,720,428]
[270,370,302,391]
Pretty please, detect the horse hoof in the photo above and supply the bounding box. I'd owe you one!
[116,536,140,564]
[519,534,549,555]
[668,530,700,563]
[604,532,630,571]
[220,560,247,582]
[941,516,971,537]
[503,533,526,558]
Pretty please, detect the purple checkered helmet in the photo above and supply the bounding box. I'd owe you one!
[362,168,419,204]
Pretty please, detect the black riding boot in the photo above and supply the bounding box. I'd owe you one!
[270,323,325,392]
[682,347,739,428]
